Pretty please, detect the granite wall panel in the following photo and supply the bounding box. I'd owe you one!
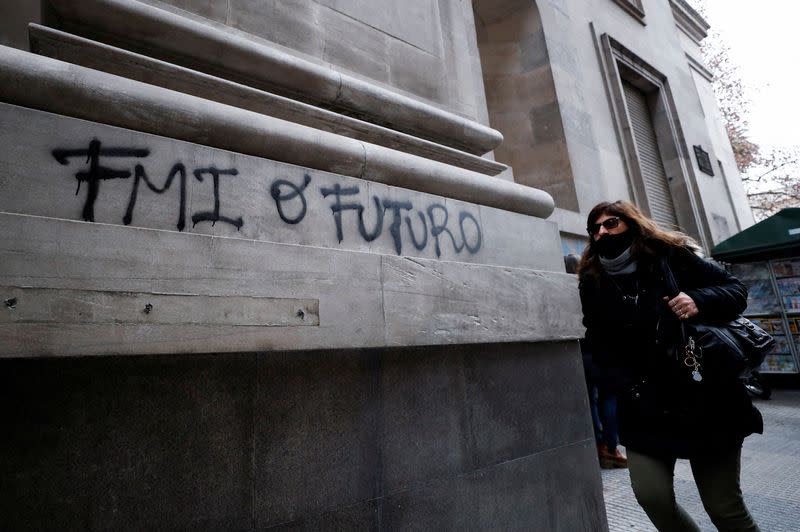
[253,349,382,528]
[382,440,606,531]
[380,346,470,492]
[0,359,95,530]
[0,342,602,530]
[268,500,381,531]
[0,354,256,531]
[87,354,256,531]
[463,341,593,467]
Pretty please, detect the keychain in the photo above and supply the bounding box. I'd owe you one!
[684,336,703,382]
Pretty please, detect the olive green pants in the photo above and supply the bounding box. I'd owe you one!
[628,447,760,532]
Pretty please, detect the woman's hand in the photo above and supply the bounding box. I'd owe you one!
[664,292,698,320]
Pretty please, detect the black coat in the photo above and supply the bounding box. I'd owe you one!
[579,244,763,458]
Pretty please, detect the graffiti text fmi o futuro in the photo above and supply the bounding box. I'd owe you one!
[52,139,483,257]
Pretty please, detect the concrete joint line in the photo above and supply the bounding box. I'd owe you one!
[359,141,369,179]
[333,72,345,108]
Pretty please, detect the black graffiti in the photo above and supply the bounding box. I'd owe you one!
[53,142,243,231]
[320,184,384,243]
[190,167,243,230]
[382,199,413,254]
[52,139,149,222]
[51,140,482,258]
[428,204,464,257]
[422,205,482,258]
[270,174,311,224]
[318,185,481,257]
[458,211,482,253]
[124,163,187,231]
[405,211,428,251]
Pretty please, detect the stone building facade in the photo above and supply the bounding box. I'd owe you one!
[0,0,745,529]
[486,0,750,256]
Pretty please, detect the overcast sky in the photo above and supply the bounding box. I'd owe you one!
[695,0,800,149]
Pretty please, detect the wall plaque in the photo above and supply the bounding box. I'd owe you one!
[693,145,714,176]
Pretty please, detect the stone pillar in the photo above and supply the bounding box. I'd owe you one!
[0,1,606,529]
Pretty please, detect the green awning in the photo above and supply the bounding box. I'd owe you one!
[712,208,800,263]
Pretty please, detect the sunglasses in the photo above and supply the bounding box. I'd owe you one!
[588,216,621,235]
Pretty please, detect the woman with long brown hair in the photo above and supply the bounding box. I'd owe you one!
[579,200,761,531]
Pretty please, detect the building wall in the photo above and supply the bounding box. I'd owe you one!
[475,0,579,210]
[477,0,752,250]
[689,67,750,240]
[0,0,606,529]
[0,343,604,531]
[678,17,753,238]
[0,1,755,244]
[0,0,40,50]
[0,0,753,528]
[124,0,488,122]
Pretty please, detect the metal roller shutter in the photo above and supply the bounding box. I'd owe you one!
[622,81,678,230]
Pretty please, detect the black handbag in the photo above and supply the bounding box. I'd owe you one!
[660,257,775,380]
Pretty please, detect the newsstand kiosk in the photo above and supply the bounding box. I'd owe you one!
[712,208,800,377]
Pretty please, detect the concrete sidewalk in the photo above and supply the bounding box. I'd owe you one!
[601,389,800,531]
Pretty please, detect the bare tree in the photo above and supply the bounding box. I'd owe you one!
[743,147,800,219]
[702,31,760,174]
[694,1,799,220]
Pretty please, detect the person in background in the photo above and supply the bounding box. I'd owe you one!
[565,254,627,469]
[578,201,761,531]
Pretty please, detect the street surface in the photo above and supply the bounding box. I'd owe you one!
[602,389,800,531]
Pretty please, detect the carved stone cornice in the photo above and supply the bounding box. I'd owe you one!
[44,0,504,156]
[609,0,646,24]
[0,46,554,219]
[686,52,714,82]
[29,24,507,177]
[670,0,710,45]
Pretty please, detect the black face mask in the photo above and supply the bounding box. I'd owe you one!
[594,230,634,259]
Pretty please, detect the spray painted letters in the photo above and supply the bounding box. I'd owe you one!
[52,139,482,258]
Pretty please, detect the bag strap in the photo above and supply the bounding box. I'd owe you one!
[659,256,688,344]
[659,256,681,299]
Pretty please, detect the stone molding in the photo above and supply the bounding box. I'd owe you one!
[669,0,710,45]
[0,46,554,218]
[0,101,557,270]
[599,34,712,251]
[29,24,506,177]
[686,52,714,83]
[45,0,503,156]
[608,0,646,25]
